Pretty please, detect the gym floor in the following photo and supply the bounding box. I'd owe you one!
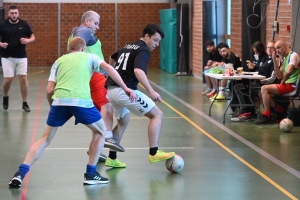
[1,67,300,200]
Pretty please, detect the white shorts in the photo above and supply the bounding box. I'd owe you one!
[107,86,155,119]
[1,57,28,77]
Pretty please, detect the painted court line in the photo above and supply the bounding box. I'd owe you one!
[20,80,45,200]
[46,147,194,150]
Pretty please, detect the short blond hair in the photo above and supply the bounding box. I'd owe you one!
[68,37,86,51]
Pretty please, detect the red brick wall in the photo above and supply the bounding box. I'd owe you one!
[192,0,292,77]
[3,2,293,72]
[3,3,168,68]
[266,0,292,45]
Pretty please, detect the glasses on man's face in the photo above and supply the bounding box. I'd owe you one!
[267,47,274,49]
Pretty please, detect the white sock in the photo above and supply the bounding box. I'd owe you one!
[218,87,224,96]
[106,131,113,139]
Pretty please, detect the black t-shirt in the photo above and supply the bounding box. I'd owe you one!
[221,52,242,70]
[106,40,150,90]
[255,53,274,78]
[208,49,222,62]
[0,19,33,58]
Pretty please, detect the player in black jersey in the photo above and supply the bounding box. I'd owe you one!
[105,23,175,165]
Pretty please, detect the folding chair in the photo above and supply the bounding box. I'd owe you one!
[274,76,300,109]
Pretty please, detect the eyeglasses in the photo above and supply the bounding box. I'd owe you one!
[267,47,274,49]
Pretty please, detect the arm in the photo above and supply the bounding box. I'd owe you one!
[134,68,162,102]
[272,50,283,80]
[46,81,55,106]
[109,56,116,66]
[281,64,295,84]
[100,62,136,101]
[20,34,35,45]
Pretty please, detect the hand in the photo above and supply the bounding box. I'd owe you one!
[150,91,162,103]
[260,79,266,84]
[0,42,8,49]
[207,60,213,66]
[247,62,255,69]
[204,66,210,70]
[20,38,27,44]
[271,49,277,59]
[280,81,286,85]
[124,88,137,102]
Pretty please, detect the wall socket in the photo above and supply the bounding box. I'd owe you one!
[273,21,279,33]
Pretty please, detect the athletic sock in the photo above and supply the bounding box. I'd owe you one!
[149,147,158,156]
[86,164,96,176]
[218,87,224,96]
[108,151,117,159]
[106,131,113,139]
[263,110,271,118]
[18,164,30,179]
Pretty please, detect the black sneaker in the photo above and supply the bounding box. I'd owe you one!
[8,172,23,187]
[104,137,125,152]
[22,102,31,112]
[83,171,109,185]
[254,114,273,125]
[87,152,107,162]
[98,153,107,162]
[3,96,9,110]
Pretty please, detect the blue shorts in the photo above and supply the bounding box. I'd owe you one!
[46,106,101,127]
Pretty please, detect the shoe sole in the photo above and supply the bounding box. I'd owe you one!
[104,142,125,152]
[22,107,31,112]
[105,163,126,168]
[149,154,175,164]
[83,180,109,185]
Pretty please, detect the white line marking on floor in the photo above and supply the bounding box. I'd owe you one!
[45,147,194,150]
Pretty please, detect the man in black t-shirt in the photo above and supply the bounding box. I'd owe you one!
[210,44,242,100]
[106,23,175,165]
[0,6,35,112]
[202,40,222,95]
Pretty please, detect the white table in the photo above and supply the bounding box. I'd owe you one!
[206,72,266,123]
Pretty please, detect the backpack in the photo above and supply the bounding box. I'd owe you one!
[288,106,300,126]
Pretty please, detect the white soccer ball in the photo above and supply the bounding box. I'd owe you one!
[279,118,293,133]
[165,154,184,173]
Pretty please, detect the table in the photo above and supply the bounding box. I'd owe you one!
[206,72,266,123]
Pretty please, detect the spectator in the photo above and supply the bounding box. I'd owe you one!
[202,40,222,95]
[231,41,276,122]
[212,44,242,100]
[254,40,300,125]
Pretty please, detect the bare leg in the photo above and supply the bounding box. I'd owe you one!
[86,119,106,166]
[100,103,114,132]
[23,126,58,166]
[261,84,280,112]
[204,75,213,88]
[144,106,163,148]
[18,75,28,102]
[3,77,13,96]
[112,113,130,143]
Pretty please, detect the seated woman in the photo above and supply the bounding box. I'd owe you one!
[231,41,276,122]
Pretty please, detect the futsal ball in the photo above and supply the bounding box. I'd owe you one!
[165,154,184,173]
[279,118,293,132]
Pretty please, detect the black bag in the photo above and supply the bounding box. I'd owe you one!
[288,107,300,126]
